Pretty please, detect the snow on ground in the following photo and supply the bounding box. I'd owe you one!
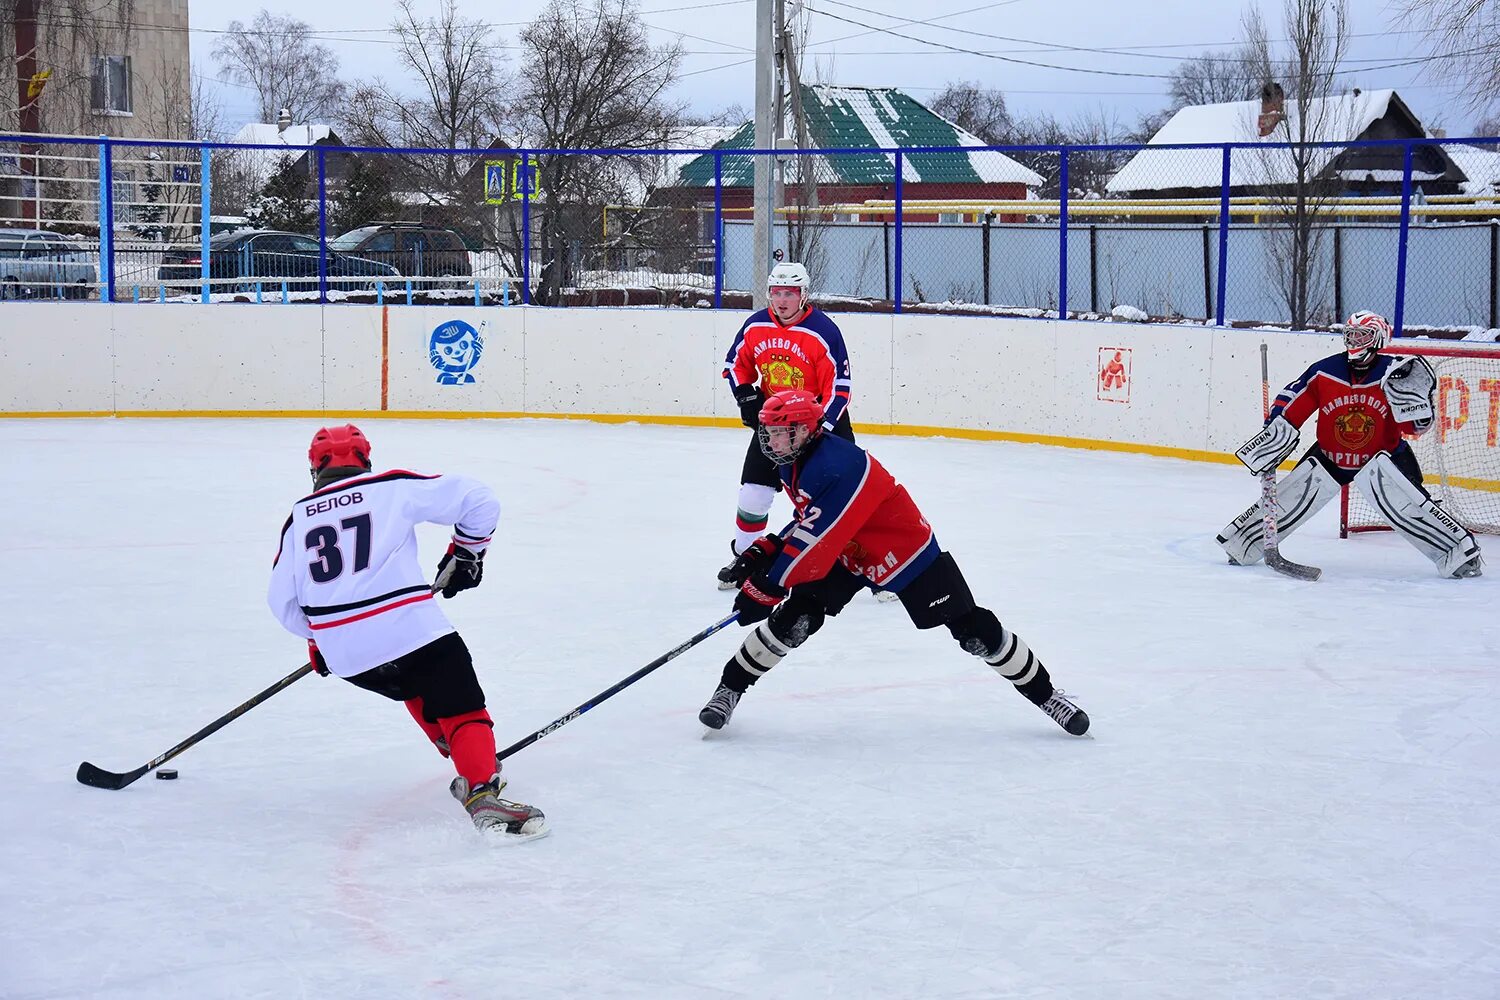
[1,418,1496,1000]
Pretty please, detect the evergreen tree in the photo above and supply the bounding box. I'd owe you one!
[246,154,317,232]
[331,156,400,233]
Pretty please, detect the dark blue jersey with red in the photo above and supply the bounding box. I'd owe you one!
[1270,352,1422,470]
[764,434,940,592]
[723,306,852,430]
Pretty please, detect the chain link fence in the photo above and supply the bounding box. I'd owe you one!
[1,133,1496,336]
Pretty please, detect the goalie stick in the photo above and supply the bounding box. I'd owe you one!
[1259,342,1322,582]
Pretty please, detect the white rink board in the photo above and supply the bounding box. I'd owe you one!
[0,303,1410,460]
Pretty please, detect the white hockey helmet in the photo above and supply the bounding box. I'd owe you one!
[767,262,810,307]
[1342,310,1392,366]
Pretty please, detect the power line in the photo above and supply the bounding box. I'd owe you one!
[806,7,1176,78]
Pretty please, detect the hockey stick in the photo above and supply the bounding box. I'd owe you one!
[497,611,740,762]
[76,662,316,789]
[1259,342,1322,582]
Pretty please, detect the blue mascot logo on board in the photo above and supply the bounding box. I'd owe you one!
[428,319,484,385]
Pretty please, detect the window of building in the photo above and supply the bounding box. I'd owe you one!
[91,56,132,115]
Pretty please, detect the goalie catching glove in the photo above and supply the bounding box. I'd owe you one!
[1380,355,1437,427]
[435,542,485,598]
[1235,415,1299,476]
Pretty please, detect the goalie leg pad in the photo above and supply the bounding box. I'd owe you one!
[1216,455,1340,565]
[1353,453,1482,578]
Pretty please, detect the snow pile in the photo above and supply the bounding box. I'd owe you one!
[1112,304,1149,322]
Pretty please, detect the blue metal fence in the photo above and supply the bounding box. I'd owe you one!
[0,132,1496,335]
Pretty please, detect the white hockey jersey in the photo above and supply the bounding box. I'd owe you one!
[267,469,499,677]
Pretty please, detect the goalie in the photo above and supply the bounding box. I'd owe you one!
[1217,311,1482,579]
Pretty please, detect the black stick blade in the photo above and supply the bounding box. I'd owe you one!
[76,761,147,790]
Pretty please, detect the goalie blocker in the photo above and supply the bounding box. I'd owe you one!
[1218,448,1482,578]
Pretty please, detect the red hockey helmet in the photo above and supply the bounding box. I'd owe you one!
[308,424,372,475]
[1342,310,1391,366]
[758,389,824,465]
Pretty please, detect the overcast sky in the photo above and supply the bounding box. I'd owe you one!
[188,0,1481,140]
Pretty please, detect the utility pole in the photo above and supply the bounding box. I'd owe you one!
[13,0,42,226]
[752,0,777,305]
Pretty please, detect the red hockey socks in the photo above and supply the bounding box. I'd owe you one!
[403,698,450,756]
[439,708,497,786]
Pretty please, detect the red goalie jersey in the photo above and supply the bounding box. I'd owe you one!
[1269,353,1424,471]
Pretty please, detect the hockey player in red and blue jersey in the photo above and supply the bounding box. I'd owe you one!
[1218,311,1481,577]
[716,262,856,589]
[699,389,1090,736]
[268,424,548,841]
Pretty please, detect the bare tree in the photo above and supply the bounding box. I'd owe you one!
[1170,48,1260,107]
[1244,0,1350,330]
[340,0,510,221]
[1396,0,1500,122]
[930,81,1011,145]
[212,12,346,125]
[516,0,685,304]
[1476,114,1500,139]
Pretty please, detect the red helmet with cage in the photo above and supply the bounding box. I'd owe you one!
[308,424,372,476]
[757,389,824,465]
[1342,310,1392,366]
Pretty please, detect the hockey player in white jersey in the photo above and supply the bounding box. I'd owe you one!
[267,424,546,841]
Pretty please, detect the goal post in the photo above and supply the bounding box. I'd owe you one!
[1341,342,1500,537]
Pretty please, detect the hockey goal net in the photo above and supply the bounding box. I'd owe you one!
[1341,343,1500,536]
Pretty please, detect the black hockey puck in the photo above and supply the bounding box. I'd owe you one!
[156,768,178,781]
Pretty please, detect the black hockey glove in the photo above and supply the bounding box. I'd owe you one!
[734,572,786,626]
[723,534,785,589]
[436,543,485,599]
[308,640,329,677]
[733,383,766,428]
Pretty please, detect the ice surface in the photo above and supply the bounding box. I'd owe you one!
[2,419,1496,1000]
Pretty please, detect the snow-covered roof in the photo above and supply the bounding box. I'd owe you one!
[1107,89,1405,193]
[1443,142,1500,197]
[226,123,338,187]
[676,86,1044,189]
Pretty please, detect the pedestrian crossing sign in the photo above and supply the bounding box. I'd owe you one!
[484,161,507,204]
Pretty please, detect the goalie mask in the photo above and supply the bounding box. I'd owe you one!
[758,389,823,466]
[1342,310,1392,368]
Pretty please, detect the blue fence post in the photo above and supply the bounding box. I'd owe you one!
[1215,146,1231,326]
[1058,148,1069,319]
[1392,142,1415,337]
[96,139,111,303]
[200,145,212,303]
[714,152,723,309]
[893,151,903,314]
[317,148,328,304]
[521,151,532,305]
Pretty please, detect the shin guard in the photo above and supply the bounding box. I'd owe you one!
[733,483,777,554]
[439,708,497,786]
[404,698,450,757]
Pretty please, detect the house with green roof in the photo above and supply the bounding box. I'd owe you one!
[668,85,1043,223]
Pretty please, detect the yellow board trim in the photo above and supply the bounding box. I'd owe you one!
[2,408,1243,466]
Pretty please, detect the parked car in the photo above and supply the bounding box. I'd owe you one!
[157,229,399,293]
[0,228,97,300]
[329,223,473,281]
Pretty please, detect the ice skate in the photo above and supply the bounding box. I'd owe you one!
[699,683,742,729]
[450,773,549,842]
[1038,690,1090,736]
[716,542,741,591]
